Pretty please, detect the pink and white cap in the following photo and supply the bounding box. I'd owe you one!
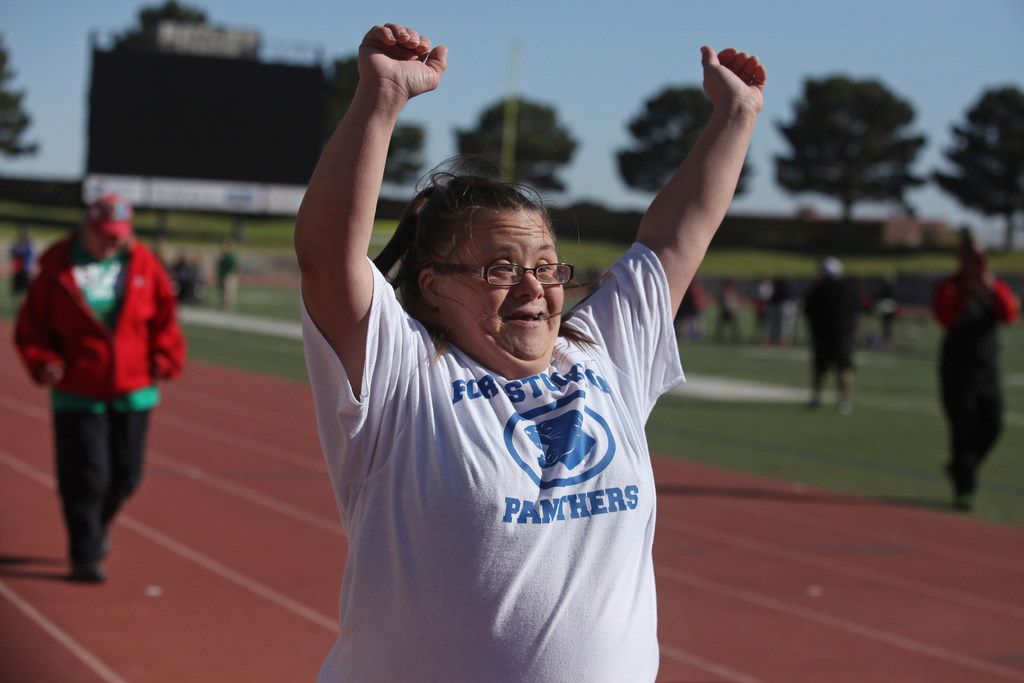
[87,193,134,237]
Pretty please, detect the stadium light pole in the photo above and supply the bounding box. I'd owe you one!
[500,40,521,183]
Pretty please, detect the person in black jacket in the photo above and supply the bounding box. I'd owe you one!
[804,257,859,414]
[932,230,1020,510]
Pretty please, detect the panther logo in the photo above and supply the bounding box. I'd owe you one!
[525,410,595,471]
[503,390,616,489]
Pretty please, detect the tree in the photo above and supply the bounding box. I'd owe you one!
[617,86,751,195]
[114,1,208,52]
[934,87,1024,252]
[455,98,577,192]
[775,76,926,223]
[323,56,426,186]
[0,35,39,158]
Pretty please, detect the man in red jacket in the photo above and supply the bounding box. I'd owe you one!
[14,194,185,582]
[932,230,1019,511]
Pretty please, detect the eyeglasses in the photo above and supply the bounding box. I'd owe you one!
[425,262,574,287]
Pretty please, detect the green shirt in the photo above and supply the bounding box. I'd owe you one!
[51,241,160,413]
[217,251,238,280]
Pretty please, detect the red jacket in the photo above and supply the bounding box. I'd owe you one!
[932,273,1020,329]
[14,236,185,399]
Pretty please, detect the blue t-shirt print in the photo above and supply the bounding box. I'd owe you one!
[504,389,617,490]
[526,409,596,471]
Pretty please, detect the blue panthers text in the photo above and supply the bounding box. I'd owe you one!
[502,485,639,524]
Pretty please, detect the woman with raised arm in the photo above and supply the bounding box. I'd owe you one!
[296,23,765,682]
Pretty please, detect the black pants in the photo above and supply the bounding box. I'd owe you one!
[53,410,151,564]
[941,379,1002,496]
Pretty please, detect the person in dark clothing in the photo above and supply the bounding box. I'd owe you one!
[932,231,1019,510]
[675,277,707,341]
[874,273,899,346]
[216,238,240,309]
[714,278,742,343]
[804,256,859,414]
[9,224,37,308]
[768,276,796,345]
[752,275,773,343]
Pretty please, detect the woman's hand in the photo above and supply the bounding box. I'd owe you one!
[40,362,64,386]
[636,44,765,312]
[701,46,766,114]
[358,23,447,103]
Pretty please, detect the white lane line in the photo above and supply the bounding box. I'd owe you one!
[0,387,331,532]
[162,384,313,438]
[0,384,326,484]
[670,373,1024,426]
[0,579,129,683]
[0,452,130,681]
[659,644,762,683]
[0,450,338,635]
[0,390,334,531]
[1,446,53,486]
[114,515,337,632]
[148,450,344,536]
[658,567,1024,682]
[659,517,1024,620]
[154,410,326,473]
[693,491,1024,577]
[0,388,340,534]
[0,391,49,420]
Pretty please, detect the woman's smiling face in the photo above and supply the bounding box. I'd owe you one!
[418,208,565,379]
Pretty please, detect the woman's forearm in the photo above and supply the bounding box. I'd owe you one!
[295,85,405,280]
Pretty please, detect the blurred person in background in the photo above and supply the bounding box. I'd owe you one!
[768,275,797,345]
[752,274,773,342]
[216,237,240,309]
[932,229,1019,510]
[804,256,859,414]
[713,278,742,343]
[873,271,899,346]
[674,276,706,341]
[8,224,37,309]
[13,194,185,582]
[170,251,207,304]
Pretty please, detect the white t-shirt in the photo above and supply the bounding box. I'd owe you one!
[302,242,684,682]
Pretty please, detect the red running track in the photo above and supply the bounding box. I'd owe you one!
[2,321,1023,682]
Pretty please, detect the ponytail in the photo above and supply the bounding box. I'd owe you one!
[373,187,434,282]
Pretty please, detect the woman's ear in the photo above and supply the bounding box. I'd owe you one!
[418,267,439,307]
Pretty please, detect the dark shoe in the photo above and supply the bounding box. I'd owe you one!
[69,562,106,583]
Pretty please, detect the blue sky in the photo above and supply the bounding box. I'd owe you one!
[2,0,1023,243]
